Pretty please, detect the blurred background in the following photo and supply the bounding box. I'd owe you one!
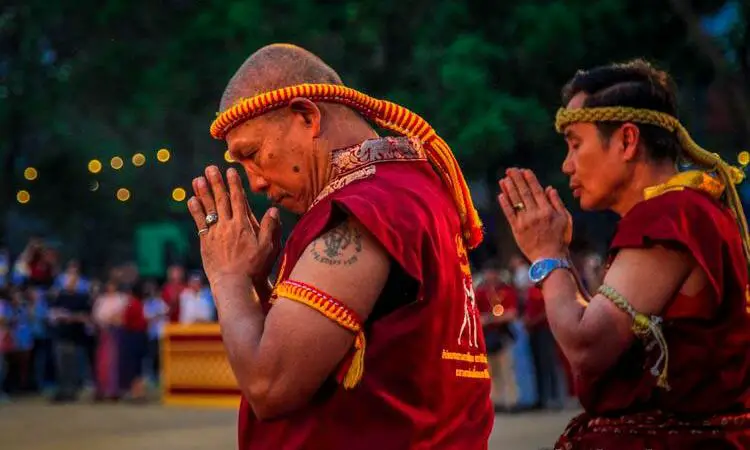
[0,0,748,448]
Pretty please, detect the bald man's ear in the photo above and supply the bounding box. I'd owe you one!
[288,98,321,137]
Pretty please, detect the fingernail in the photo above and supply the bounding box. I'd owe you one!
[269,207,279,219]
[196,177,206,188]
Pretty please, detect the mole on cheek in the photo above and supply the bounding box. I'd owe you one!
[292,165,300,173]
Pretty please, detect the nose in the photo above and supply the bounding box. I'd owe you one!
[561,150,574,176]
[243,165,270,193]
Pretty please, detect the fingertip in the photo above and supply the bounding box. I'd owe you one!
[269,207,279,220]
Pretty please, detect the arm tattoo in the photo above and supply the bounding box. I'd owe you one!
[310,221,363,266]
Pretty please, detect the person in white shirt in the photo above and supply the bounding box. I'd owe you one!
[179,274,212,324]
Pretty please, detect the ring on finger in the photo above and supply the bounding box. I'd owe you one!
[205,212,219,226]
[513,202,526,212]
[197,228,209,236]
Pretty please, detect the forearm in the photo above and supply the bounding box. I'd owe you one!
[212,276,268,401]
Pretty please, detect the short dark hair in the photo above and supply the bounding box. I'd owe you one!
[561,59,681,162]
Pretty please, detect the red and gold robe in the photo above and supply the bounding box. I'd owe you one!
[238,137,493,449]
[557,186,750,449]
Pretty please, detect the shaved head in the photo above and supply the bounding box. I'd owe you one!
[220,44,344,112]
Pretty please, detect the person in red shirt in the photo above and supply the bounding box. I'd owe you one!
[186,44,492,449]
[475,267,519,411]
[499,59,750,448]
[120,282,148,401]
[160,265,185,323]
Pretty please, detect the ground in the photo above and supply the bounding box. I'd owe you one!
[0,398,577,450]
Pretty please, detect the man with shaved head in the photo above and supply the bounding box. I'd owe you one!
[188,44,493,449]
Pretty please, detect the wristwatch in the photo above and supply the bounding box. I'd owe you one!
[528,257,571,285]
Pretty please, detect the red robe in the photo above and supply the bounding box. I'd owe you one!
[557,188,750,449]
[238,137,493,449]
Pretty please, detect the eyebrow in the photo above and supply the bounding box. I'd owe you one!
[563,129,580,141]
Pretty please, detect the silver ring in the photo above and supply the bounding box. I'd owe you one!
[205,212,219,226]
[197,228,209,236]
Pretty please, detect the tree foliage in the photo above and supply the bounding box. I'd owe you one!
[1,0,746,266]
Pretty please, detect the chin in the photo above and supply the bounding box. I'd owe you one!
[577,194,602,211]
[279,197,305,215]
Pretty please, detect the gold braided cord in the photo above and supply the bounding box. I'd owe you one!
[556,106,750,264]
[211,83,483,249]
[598,284,670,390]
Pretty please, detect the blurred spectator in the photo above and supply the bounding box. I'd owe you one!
[120,283,148,401]
[143,281,168,384]
[0,248,9,287]
[53,260,90,294]
[161,265,185,323]
[0,289,12,402]
[524,286,569,410]
[509,254,532,305]
[200,284,217,322]
[49,274,91,402]
[92,281,127,400]
[28,287,55,394]
[179,273,212,324]
[8,287,33,392]
[475,268,519,411]
[581,252,605,294]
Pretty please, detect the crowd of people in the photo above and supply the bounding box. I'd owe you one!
[0,238,216,403]
[0,236,604,412]
[474,252,604,413]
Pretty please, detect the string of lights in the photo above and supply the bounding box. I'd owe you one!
[15,147,228,205]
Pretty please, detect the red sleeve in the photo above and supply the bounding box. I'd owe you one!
[500,285,518,311]
[326,163,458,288]
[610,189,743,302]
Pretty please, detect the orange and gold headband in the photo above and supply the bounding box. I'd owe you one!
[210,83,483,249]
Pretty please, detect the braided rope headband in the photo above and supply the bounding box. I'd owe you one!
[556,106,750,263]
[210,83,483,249]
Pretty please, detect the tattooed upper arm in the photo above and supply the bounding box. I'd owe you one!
[286,217,390,319]
[309,220,364,266]
[254,217,391,417]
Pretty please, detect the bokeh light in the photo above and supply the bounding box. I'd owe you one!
[224,150,235,163]
[17,190,31,204]
[491,304,505,317]
[132,153,146,167]
[90,180,100,192]
[116,188,131,201]
[88,159,103,174]
[739,151,750,167]
[156,148,171,163]
[110,156,124,170]
[172,187,187,202]
[24,167,38,181]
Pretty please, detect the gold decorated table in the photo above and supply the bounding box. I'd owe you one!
[161,323,241,408]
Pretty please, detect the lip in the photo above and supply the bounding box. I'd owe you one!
[570,184,582,198]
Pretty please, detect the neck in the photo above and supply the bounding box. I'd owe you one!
[310,121,379,199]
[611,160,677,216]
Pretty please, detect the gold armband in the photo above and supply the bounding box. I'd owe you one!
[597,284,670,390]
[272,280,365,389]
